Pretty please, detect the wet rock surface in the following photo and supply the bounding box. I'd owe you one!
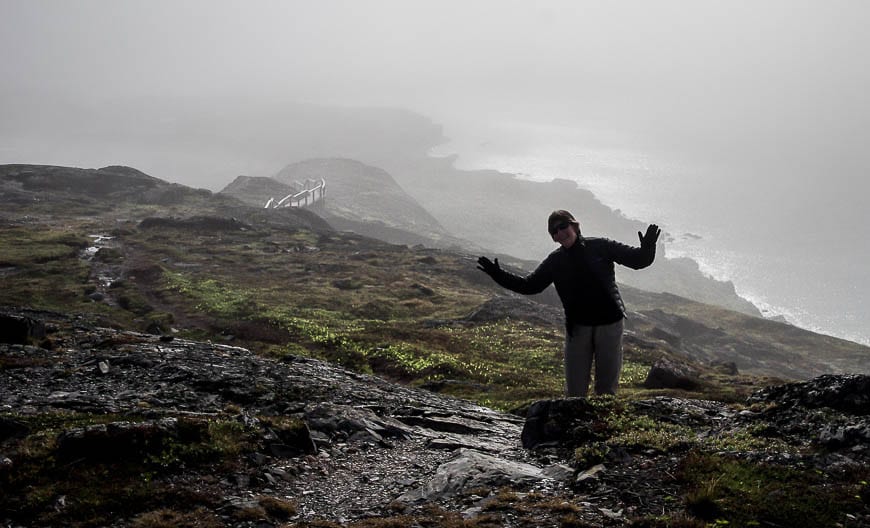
[2,309,869,526]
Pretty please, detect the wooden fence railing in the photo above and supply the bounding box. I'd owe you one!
[264,178,326,209]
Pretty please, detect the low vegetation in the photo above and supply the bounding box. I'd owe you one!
[0,413,261,526]
[2,171,866,527]
[679,452,869,526]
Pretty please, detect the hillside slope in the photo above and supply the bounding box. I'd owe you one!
[3,163,868,384]
[2,162,869,526]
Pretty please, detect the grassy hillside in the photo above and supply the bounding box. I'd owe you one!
[3,164,867,407]
[0,164,786,411]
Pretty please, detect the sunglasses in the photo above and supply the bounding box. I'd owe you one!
[549,222,571,235]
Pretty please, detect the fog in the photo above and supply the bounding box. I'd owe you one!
[3,1,870,345]
[3,1,869,171]
[3,0,869,223]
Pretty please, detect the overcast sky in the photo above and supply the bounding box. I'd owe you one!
[2,0,869,171]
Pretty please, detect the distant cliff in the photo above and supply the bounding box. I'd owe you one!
[221,158,478,250]
[219,175,294,207]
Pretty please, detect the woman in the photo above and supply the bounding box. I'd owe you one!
[477,210,660,396]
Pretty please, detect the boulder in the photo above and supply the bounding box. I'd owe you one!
[819,421,870,448]
[304,403,413,442]
[265,417,318,456]
[643,358,701,390]
[574,463,606,491]
[398,448,547,502]
[520,398,599,449]
[0,314,46,345]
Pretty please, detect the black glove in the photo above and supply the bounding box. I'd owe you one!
[477,256,501,276]
[638,224,661,250]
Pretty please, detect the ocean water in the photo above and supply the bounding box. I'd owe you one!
[430,119,870,347]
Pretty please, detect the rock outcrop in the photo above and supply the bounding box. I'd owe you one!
[643,358,702,390]
[2,309,868,527]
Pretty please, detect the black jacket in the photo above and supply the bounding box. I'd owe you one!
[489,237,656,329]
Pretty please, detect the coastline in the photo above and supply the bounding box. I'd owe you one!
[402,117,870,346]
[365,128,763,319]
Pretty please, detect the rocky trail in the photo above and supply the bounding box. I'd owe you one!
[1,309,869,527]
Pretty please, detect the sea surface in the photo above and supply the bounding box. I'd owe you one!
[430,118,870,348]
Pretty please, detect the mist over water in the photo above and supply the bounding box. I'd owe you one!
[430,118,870,346]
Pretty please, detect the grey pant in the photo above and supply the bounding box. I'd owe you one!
[564,319,624,396]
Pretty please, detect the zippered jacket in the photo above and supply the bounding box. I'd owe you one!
[487,237,656,329]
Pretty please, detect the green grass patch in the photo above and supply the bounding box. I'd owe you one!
[678,452,866,526]
[0,225,139,322]
[163,271,257,319]
[705,424,797,454]
[0,414,256,527]
[1,259,94,311]
[607,413,695,452]
[572,397,697,466]
[161,266,577,408]
[157,266,661,410]
[0,228,88,266]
